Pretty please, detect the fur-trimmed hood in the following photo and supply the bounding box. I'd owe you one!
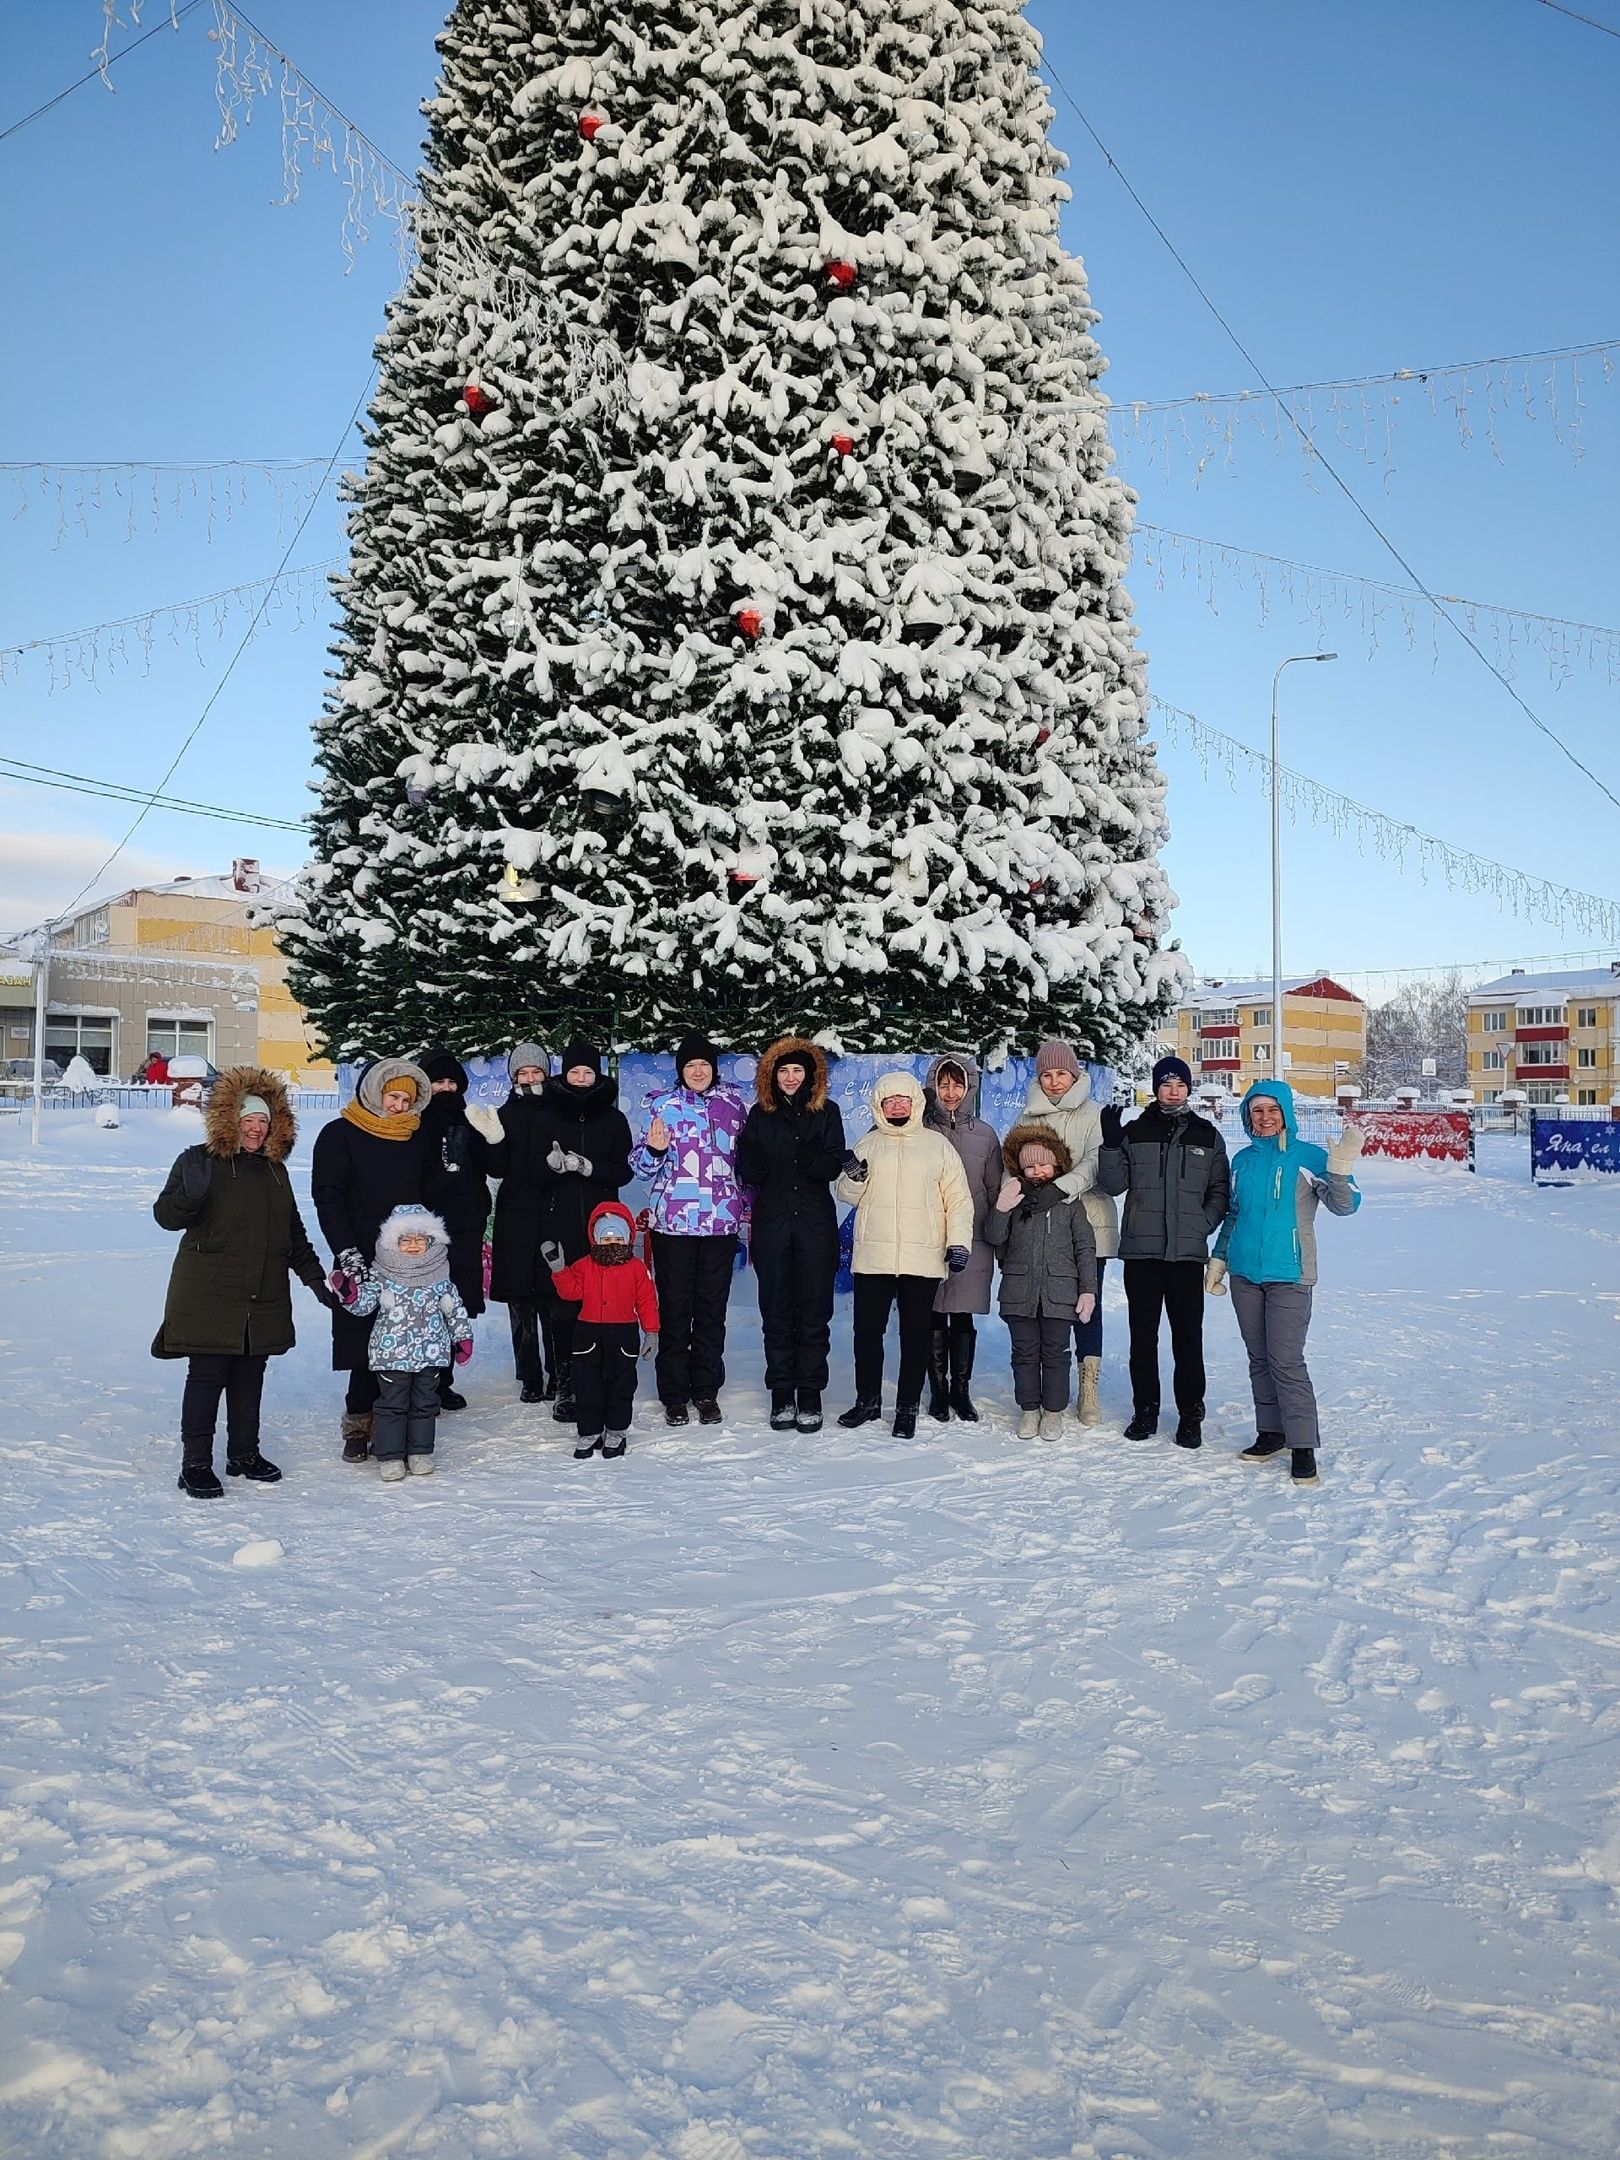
[372,1204,451,1287]
[205,1066,296,1161]
[755,1036,830,1111]
[1001,1121,1075,1179]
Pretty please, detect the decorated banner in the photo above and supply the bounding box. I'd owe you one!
[1347,1109,1474,1169]
[1531,1115,1620,1184]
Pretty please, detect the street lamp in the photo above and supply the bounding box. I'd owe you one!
[1271,652,1338,1085]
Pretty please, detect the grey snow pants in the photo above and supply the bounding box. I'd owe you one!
[1008,1311,1074,1411]
[1229,1277,1319,1449]
[373,1370,441,1460]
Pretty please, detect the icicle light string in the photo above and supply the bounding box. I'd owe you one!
[2,458,328,545]
[0,756,303,832]
[1041,58,1620,817]
[1151,696,1620,944]
[1135,525,1620,692]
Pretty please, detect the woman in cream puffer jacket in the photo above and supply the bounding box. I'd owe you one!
[834,1071,974,1436]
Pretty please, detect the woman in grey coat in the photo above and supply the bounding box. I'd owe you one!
[923,1054,1003,1422]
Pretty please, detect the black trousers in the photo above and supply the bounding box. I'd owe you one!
[345,1368,381,1416]
[752,1217,837,1392]
[373,1369,441,1459]
[507,1298,562,1391]
[852,1273,938,1405]
[181,1353,268,1469]
[651,1232,737,1404]
[572,1321,641,1437]
[1123,1259,1207,1419]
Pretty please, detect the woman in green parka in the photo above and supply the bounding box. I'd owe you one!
[153,1066,335,1499]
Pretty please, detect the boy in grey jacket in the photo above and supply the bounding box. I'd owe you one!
[986,1126,1099,1441]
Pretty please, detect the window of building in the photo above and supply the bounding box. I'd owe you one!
[1519,1042,1565,1066]
[1198,1008,1238,1030]
[1482,1089,1502,1104]
[1480,1009,1508,1033]
[44,1014,115,1076]
[1576,1089,1600,1105]
[1516,1005,1566,1027]
[1577,1047,1599,1068]
[1525,1084,1561,1103]
[1481,1048,1505,1071]
[1249,1006,1272,1029]
[1576,1006,1600,1028]
[70,908,109,949]
[1254,1045,1270,1065]
[147,1017,213,1064]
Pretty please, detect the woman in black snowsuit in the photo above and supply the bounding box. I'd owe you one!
[417,1047,494,1412]
[733,1036,846,1434]
[487,1040,634,1422]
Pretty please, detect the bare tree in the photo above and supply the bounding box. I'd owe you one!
[1360,974,1470,1096]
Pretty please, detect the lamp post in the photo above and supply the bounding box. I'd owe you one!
[1271,652,1338,1085]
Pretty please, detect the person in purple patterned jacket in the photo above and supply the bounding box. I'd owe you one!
[631,1032,749,1429]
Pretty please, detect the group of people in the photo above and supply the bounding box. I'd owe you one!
[151,1032,1364,1498]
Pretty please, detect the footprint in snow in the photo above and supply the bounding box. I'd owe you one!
[1212,1671,1276,1713]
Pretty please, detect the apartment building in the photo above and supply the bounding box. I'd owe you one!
[1160,974,1367,1100]
[1,864,335,1084]
[1467,964,1620,1106]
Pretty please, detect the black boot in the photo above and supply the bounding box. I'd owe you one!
[795,1388,823,1434]
[1123,1408,1158,1441]
[520,1383,546,1404]
[178,1465,224,1499]
[664,1401,690,1427]
[837,1397,882,1429]
[892,1401,919,1439]
[340,1412,371,1462]
[1174,1414,1203,1449]
[926,1324,951,1421]
[437,1367,467,1412]
[769,1391,798,1431]
[1239,1431,1288,1461]
[947,1319,979,1423]
[1291,1448,1320,1485]
[551,1372,577,1423]
[695,1399,723,1426]
[226,1453,282,1482]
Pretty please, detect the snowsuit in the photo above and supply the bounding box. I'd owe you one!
[349,1206,474,1462]
[1097,1100,1230,1425]
[1022,1069,1119,1365]
[986,1126,1099,1412]
[632,1053,747,1409]
[550,1203,661,1442]
[835,1072,975,1408]
[311,1057,429,1419]
[1213,1081,1362,1452]
[487,1067,633,1402]
[152,1066,327,1474]
[733,1038,846,1401]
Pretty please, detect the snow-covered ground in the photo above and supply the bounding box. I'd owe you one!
[3,1108,1619,2158]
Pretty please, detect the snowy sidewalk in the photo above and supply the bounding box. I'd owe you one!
[2,1117,1619,2157]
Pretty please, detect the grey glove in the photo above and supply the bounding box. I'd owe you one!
[539,1238,567,1272]
[179,1151,211,1204]
[840,1150,869,1183]
[547,1141,591,1177]
[945,1244,970,1274]
[640,1330,658,1360]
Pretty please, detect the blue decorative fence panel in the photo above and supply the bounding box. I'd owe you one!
[1531,1113,1620,1183]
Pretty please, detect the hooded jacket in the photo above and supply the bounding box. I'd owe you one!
[348,1205,475,1372]
[1213,1080,1361,1287]
[487,1068,635,1298]
[922,1053,1003,1315]
[631,1060,749,1236]
[151,1067,326,1359]
[1097,1099,1230,1264]
[1021,1068,1119,1258]
[985,1125,1099,1319]
[834,1071,975,1279]
[551,1202,662,1328]
[312,1059,429,1368]
[733,1039,847,1233]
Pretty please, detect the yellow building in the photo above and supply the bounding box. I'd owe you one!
[1159,975,1367,1101]
[1466,965,1620,1107]
[10,866,334,1084]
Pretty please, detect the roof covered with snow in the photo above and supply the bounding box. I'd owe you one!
[1178,973,1361,1007]
[1472,967,1620,998]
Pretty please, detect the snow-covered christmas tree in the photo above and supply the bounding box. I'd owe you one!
[281,0,1184,1060]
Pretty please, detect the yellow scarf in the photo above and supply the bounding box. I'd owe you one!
[342,1099,421,1141]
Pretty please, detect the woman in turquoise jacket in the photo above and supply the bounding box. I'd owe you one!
[1206,1080,1362,1485]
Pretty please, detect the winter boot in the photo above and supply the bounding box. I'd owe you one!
[1038,1409,1065,1442]
[947,1321,980,1423]
[574,1433,603,1460]
[1290,1448,1320,1486]
[695,1399,723,1426]
[378,1459,408,1484]
[437,1370,467,1412]
[664,1402,690,1427]
[1240,1432,1288,1462]
[770,1391,798,1432]
[226,1453,282,1482]
[551,1372,577,1424]
[341,1413,372,1463]
[926,1324,951,1421]
[177,1465,224,1500]
[1174,1415,1203,1450]
[406,1454,435,1476]
[520,1384,546,1405]
[600,1435,627,1459]
[1077,1356,1102,1427]
[1123,1408,1158,1441]
[838,1397,882,1429]
[796,1388,823,1434]
[1017,1408,1042,1441]
[892,1401,919,1440]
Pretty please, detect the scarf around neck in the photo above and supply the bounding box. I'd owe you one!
[342,1099,421,1141]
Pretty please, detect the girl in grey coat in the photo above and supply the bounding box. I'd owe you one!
[987,1125,1099,1442]
[923,1053,1003,1423]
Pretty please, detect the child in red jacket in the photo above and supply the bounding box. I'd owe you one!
[542,1202,660,1459]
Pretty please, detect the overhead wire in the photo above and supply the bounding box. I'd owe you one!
[1533,0,1620,39]
[0,757,303,832]
[0,0,205,147]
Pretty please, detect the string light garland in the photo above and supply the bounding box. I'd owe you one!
[1152,696,1620,944]
[1,458,329,544]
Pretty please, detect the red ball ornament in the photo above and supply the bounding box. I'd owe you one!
[830,433,857,458]
[824,259,858,290]
[462,383,495,416]
[1035,725,1051,747]
[735,607,765,641]
[579,111,604,141]
[1028,878,1046,894]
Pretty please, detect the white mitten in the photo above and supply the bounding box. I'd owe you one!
[466,1103,503,1143]
[1205,1257,1228,1297]
[1327,1126,1365,1176]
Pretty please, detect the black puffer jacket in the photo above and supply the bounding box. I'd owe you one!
[487,1072,634,1301]
[311,1112,427,1369]
[734,1037,846,1248]
[1096,1102,1230,1263]
[419,1087,493,1316]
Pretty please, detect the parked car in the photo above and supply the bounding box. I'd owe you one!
[3,1058,63,1083]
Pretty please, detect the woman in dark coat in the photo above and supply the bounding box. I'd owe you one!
[153,1066,334,1498]
[733,1036,846,1434]
[486,1040,633,1422]
[417,1047,494,1412]
[311,1055,429,1461]
[923,1052,1003,1423]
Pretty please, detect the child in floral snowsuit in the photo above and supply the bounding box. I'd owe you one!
[347,1205,474,1481]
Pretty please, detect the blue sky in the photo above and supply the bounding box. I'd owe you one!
[2,0,1616,993]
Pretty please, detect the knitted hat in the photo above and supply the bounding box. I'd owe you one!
[675,1031,720,1083]
[355,1057,429,1115]
[558,1042,603,1081]
[422,1047,470,1091]
[1153,1055,1193,1094]
[1017,1136,1060,1174]
[238,1094,272,1121]
[1035,1039,1081,1079]
[591,1213,630,1243]
[507,1042,547,1081]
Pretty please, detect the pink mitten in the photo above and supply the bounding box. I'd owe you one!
[453,1338,474,1367]
[328,1267,359,1307]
